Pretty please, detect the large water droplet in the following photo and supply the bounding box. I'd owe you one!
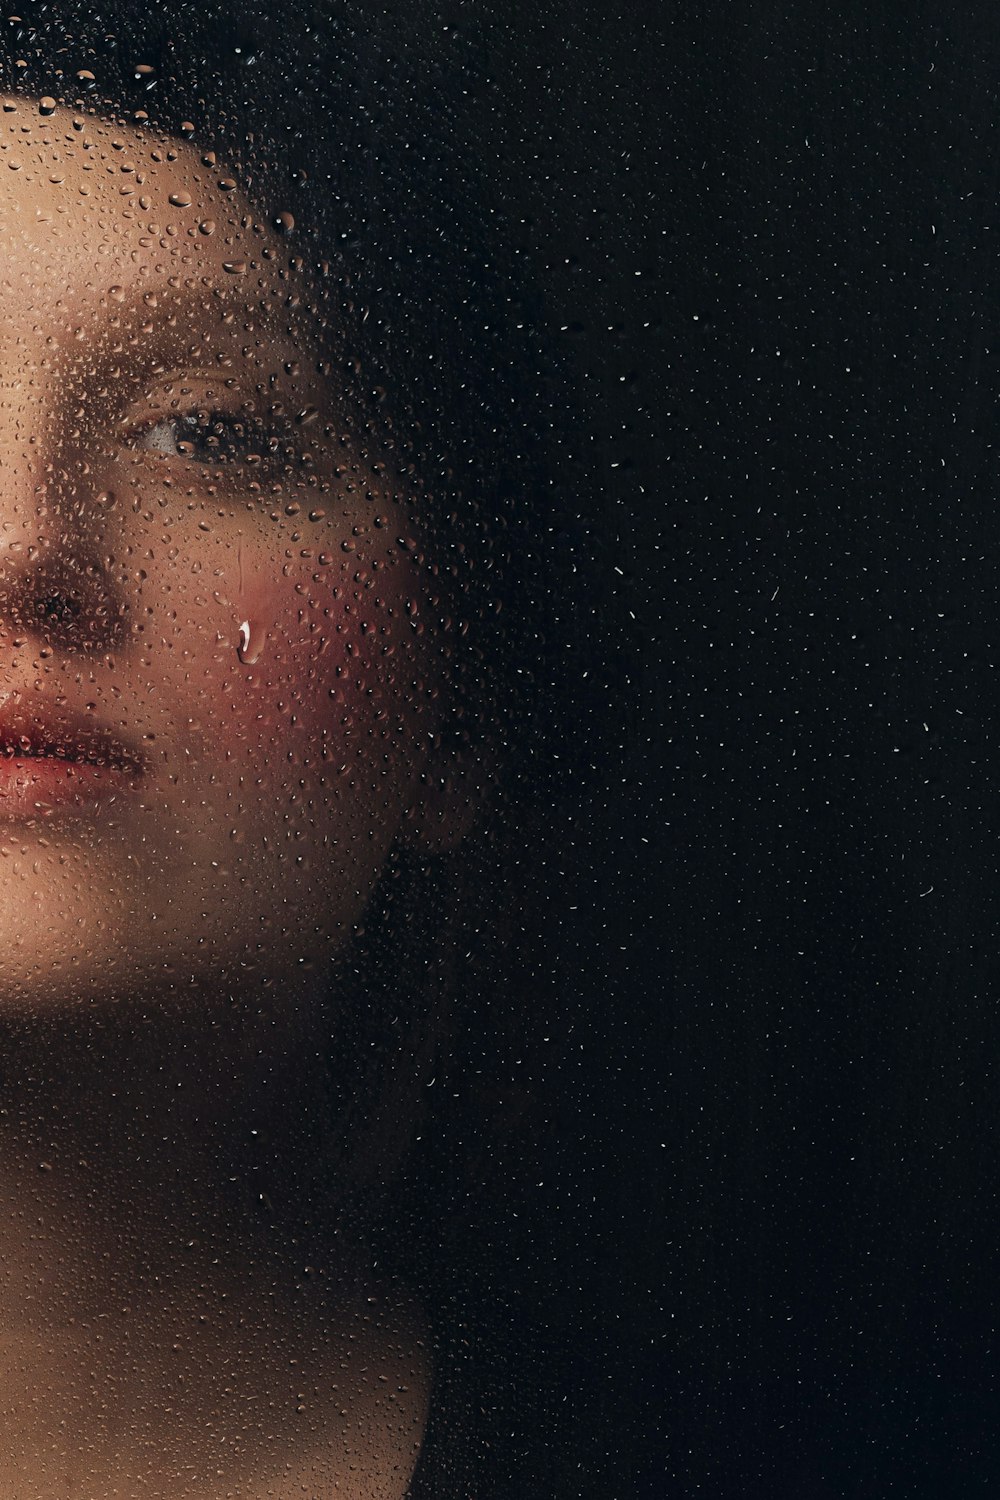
[236,619,264,665]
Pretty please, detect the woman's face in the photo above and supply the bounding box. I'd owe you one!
[0,101,435,1005]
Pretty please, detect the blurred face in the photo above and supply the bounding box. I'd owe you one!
[0,101,435,1005]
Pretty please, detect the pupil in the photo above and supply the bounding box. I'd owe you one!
[36,593,81,622]
[181,412,251,461]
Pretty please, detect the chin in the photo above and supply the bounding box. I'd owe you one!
[0,849,218,1010]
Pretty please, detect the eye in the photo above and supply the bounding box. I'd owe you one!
[129,407,290,467]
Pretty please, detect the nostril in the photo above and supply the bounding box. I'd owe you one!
[34,592,82,625]
[0,560,125,653]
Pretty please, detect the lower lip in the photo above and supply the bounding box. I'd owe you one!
[0,756,141,817]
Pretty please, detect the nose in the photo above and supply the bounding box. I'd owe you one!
[0,540,127,655]
[0,424,127,657]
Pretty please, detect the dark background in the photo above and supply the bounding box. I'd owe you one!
[506,1,1000,1495]
[572,3,1000,1496]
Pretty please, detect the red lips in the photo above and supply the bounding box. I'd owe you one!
[0,708,145,816]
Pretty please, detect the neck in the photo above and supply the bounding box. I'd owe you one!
[0,980,433,1498]
[0,974,343,1317]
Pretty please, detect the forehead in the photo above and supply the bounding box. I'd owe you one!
[0,100,284,323]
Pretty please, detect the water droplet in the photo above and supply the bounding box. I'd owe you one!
[237,619,263,665]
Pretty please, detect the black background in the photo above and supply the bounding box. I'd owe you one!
[523,0,1000,1495]
[580,3,1000,1496]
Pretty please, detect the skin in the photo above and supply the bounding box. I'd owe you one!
[0,99,451,1496]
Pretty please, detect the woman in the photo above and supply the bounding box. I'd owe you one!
[0,4,605,1496]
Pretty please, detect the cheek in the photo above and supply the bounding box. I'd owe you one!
[154,527,432,803]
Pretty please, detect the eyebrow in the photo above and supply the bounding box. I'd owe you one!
[73,274,331,397]
[109,272,302,340]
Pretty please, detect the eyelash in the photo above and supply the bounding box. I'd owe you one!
[130,408,297,470]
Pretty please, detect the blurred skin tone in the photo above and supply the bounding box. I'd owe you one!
[0,99,444,1497]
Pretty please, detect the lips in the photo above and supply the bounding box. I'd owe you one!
[0,709,145,816]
